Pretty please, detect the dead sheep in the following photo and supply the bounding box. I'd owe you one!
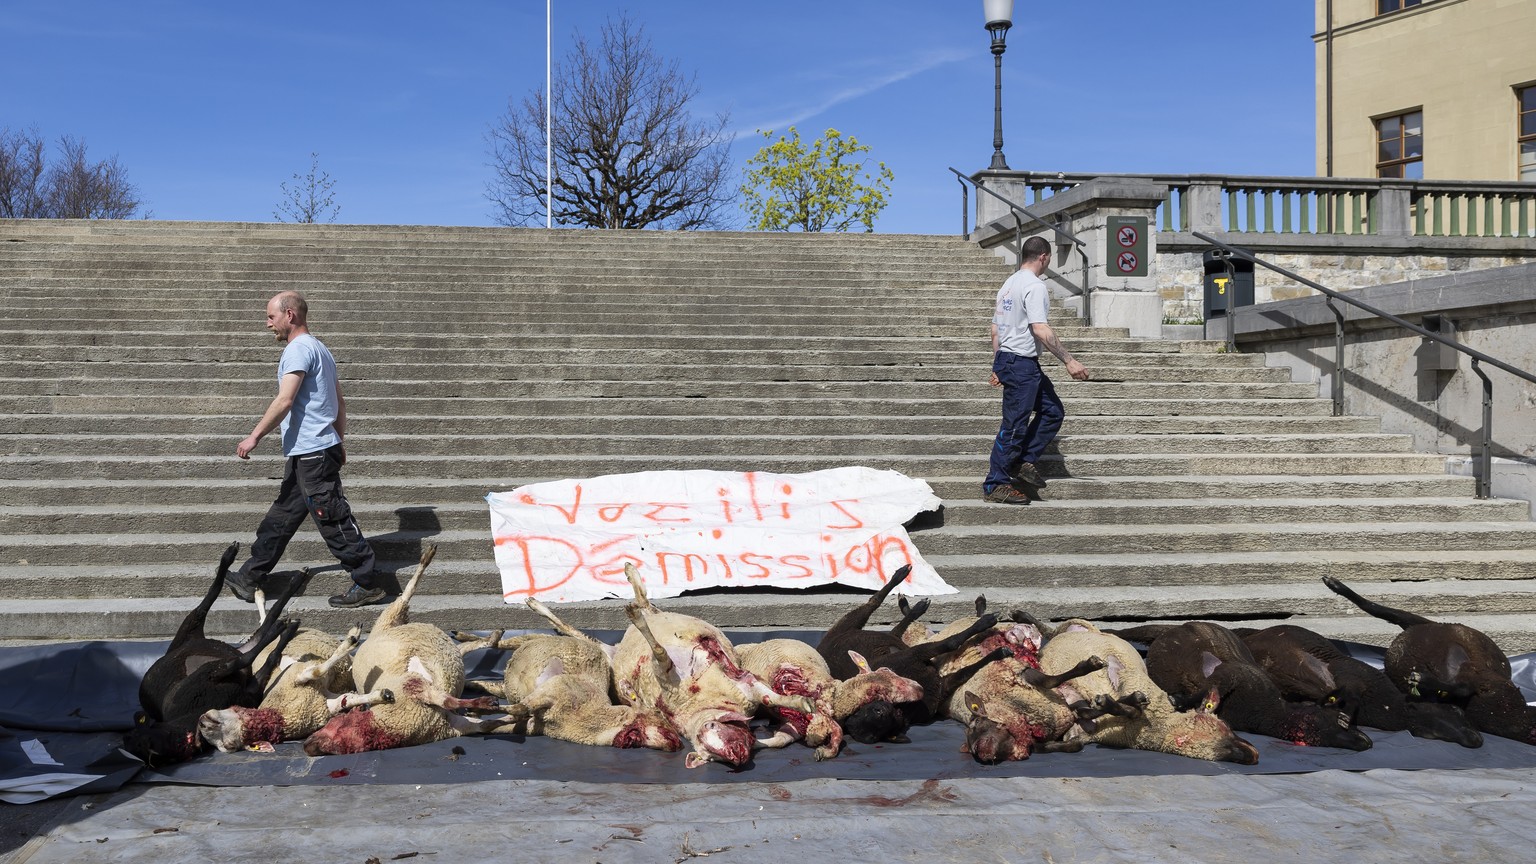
[816,565,1007,728]
[1039,620,1260,764]
[1115,622,1373,751]
[454,631,682,752]
[1324,576,1536,745]
[302,547,508,755]
[1238,623,1481,748]
[123,542,306,767]
[598,563,814,769]
[925,604,1118,763]
[736,637,924,758]
[198,625,395,752]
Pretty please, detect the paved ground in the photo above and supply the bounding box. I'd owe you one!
[5,767,1536,863]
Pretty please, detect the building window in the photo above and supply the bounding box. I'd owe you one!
[1376,111,1423,179]
[1520,86,1536,181]
[1377,0,1424,14]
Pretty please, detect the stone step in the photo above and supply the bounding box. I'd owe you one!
[0,362,1293,385]
[0,377,1323,400]
[0,413,1380,437]
[7,520,1532,568]
[0,431,1414,459]
[0,346,1257,367]
[0,452,1448,481]
[0,496,1520,536]
[2,395,1338,417]
[4,581,1536,651]
[0,332,1176,354]
[0,473,1471,508]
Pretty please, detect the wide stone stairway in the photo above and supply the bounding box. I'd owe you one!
[3,220,1534,649]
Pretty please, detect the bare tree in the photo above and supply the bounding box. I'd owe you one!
[274,152,340,223]
[485,14,734,230]
[0,128,142,219]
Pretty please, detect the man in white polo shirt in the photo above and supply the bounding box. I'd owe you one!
[228,291,384,607]
[983,236,1091,505]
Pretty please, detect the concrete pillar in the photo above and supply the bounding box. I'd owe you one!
[1378,186,1412,237]
[1185,183,1224,233]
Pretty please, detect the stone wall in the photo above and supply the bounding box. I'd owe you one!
[1158,246,1536,322]
[1232,262,1536,503]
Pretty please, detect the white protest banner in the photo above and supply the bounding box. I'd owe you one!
[487,467,954,603]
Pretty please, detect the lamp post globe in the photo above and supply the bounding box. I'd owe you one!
[984,0,1014,170]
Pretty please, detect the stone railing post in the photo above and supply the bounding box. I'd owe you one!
[1378,185,1412,237]
[1184,181,1224,233]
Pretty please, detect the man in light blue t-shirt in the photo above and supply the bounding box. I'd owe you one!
[982,236,1091,505]
[228,291,383,607]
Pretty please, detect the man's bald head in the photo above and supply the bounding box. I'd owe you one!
[272,291,308,323]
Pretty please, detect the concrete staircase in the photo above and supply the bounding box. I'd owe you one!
[3,220,1535,649]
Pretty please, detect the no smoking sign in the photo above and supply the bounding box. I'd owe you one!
[1105,216,1147,277]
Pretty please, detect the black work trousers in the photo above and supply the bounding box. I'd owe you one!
[244,443,376,589]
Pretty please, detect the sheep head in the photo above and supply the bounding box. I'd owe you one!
[198,706,287,753]
[680,710,754,768]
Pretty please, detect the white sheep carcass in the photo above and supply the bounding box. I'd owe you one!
[454,631,682,752]
[302,546,511,755]
[1037,620,1260,764]
[198,624,393,752]
[736,637,924,760]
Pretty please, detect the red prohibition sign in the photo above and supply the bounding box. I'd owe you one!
[1117,225,1138,247]
[1117,251,1138,272]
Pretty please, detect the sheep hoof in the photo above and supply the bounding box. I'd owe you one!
[379,689,395,704]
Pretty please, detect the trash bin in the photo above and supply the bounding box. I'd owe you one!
[1202,251,1254,318]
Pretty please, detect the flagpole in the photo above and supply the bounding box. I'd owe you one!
[545,0,552,229]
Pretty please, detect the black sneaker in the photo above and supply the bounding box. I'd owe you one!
[226,569,261,603]
[1010,462,1047,489]
[982,485,1031,505]
[329,583,389,608]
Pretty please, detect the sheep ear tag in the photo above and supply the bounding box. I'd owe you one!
[1199,651,1224,680]
[1200,687,1221,714]
[849,651,873,674]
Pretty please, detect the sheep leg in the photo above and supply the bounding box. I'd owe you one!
[914,613,1000,663]
[1072,692,1149,722]
[464,680,510,699]
[623,562,657,612]
[452,630,505,656]
[746,679,815,715]
[325,688,395,714]
[372,544,437,633]
[834,564,914,634]
[935,646,1012,705]
[171,541,240,650]
[623,603,676,680]
[1021,656,1106,690]
[235,567,312,654]
[524,598,608,647]
[250,620,302,689]
[889,595,930,641]
[752,725,801,751]
[295,624,362,687]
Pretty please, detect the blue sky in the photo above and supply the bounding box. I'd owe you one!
[2,1,1316,234]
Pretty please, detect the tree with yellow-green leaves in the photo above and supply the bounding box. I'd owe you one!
[740,127,894,233]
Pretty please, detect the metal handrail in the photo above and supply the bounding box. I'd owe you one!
[1195,230,1536,498]
[950,167,1093,323]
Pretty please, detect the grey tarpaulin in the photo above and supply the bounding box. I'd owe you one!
[4,630,1536,804]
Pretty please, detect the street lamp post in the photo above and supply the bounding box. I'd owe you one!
[984,0,1014,171]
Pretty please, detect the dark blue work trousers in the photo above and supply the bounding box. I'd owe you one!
[984,352,1064,492]
[243,443,377,588]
